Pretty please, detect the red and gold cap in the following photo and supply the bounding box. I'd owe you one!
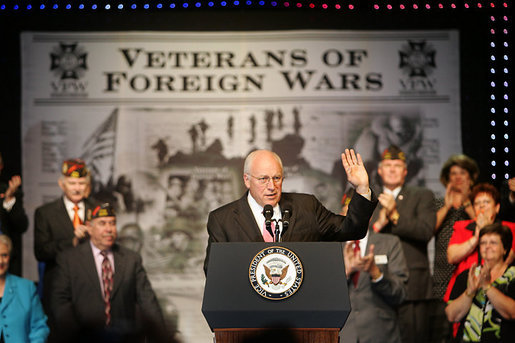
[62,159,89,178]
[381,145,406,161]
[88,203,116,221]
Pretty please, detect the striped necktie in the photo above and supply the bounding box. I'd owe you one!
[100,250,113,326]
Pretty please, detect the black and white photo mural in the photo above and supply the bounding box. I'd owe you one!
[22,30,460,341]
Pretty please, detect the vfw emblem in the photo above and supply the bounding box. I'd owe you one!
[49,42,89,95]
[249,247,303,300]
[398,40,437,94]
[50,43,88,80]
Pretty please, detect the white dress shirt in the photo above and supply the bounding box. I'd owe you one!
[247,193,283,241]
[383,186,402,199]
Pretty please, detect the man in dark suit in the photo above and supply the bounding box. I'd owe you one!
[34,159,95,309]
[0,151,29,276]
[204,149,378,273]
[370,145,436,343]
[50,203,169,343]
[500,177,515,222]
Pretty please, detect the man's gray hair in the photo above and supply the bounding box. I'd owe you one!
[243,150,283,175]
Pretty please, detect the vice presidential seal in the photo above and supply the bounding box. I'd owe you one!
[249,246,303,300]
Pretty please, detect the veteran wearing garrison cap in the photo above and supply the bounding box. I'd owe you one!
[369,145,436,343]
[34,159,96,314]
[50,203,170,343]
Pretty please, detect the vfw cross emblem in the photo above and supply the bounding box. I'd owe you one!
[50,43,88,80]
[398,40,437,94]
[249,246,303,300]
[49,42,89,95]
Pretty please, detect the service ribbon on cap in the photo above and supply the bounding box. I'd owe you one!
[62,158,89,178]
[88,203,116,220]
[381,145,406,161]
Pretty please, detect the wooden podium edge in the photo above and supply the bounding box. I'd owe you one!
[214,327,340,343]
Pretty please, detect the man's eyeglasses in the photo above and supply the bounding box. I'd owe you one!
[248,174,283,185]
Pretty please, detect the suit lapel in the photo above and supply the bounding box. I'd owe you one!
[55,198,75,232]
[279,195,295,241]
[80,243,104,299]
[395,186,408,213]
[235,195,264,241]
[111,245,125,298]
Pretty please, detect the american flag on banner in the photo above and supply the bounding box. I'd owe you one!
[81,109,118,190]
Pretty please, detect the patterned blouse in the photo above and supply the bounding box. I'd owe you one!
[432,198,471,299]
[449,266,515,342]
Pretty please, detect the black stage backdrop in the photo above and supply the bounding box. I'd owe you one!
[0,6,509,341]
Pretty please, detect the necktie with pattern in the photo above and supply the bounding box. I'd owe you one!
[72,205,82,229]
[351,240,361,287]
[100,251,113,326]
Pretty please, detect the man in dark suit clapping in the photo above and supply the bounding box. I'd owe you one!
[370,145,436,343]
[34,159,95,311]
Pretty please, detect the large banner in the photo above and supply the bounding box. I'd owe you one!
[22,30,460,341]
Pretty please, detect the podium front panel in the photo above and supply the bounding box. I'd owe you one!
[202,242,350,329]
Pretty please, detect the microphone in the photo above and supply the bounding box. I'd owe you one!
[282,208,291,226]
[263,204,273,226]
[263,204,274,239]
[282,207,292,234]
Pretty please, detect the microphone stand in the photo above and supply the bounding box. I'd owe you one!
[273,219,280,242]
[265,221,274,241]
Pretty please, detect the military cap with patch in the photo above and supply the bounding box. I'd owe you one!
[88,203,116,221]
[62,159,89,178]
[381,145,406,161]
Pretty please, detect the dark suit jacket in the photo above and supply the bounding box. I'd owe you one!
[341,232,409,343]
[0,183,28,276]
[50,242,167,343]
[204,191,377,273]
[500,180,515,222]
[370,185,435,301]
[33,197,95,304]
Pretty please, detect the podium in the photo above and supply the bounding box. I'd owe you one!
[202,242,350,343]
